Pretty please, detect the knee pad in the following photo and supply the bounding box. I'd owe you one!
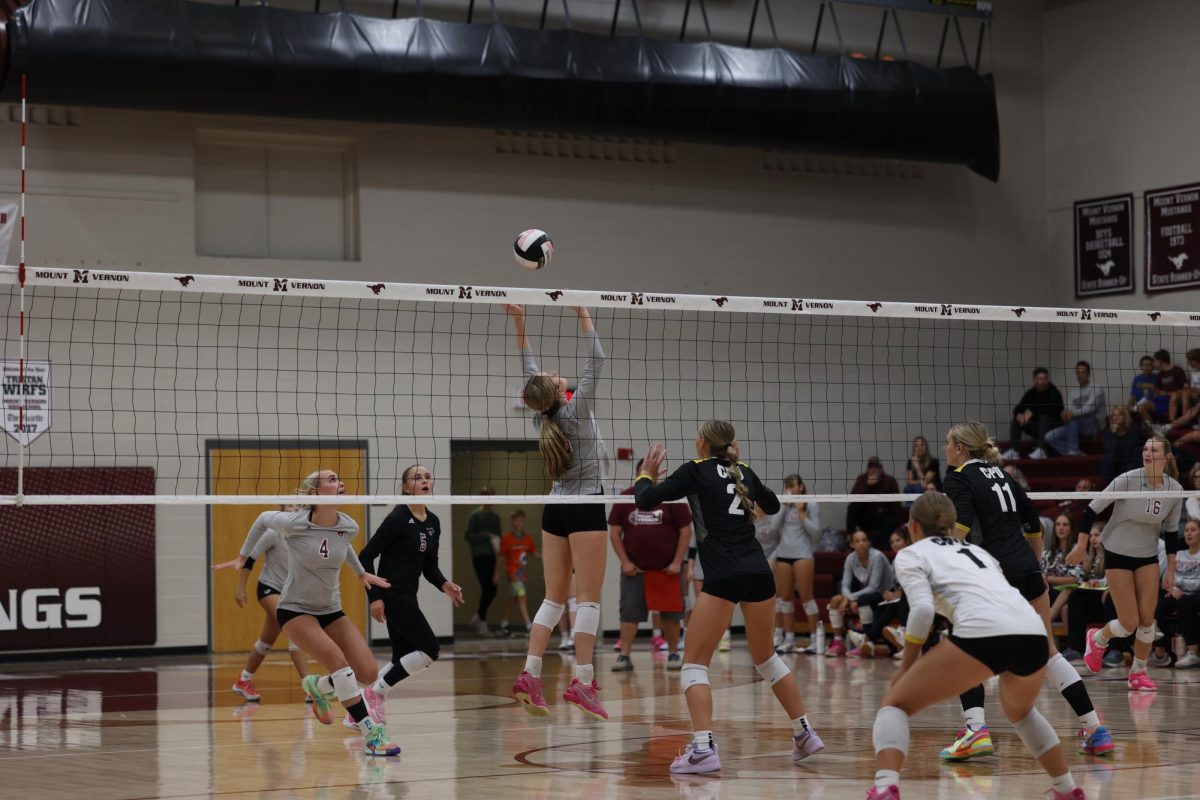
[331,667,361,703]
[872,706,910,756]
[567,597,579,614]
[1108,620,1133,639]
[1013,708,1059,758]
[253,639,272,656]
[1047,653,1082,691]
[532,599,565,630]
[829,608,844,630]
[399,650,434,676]
[755,654,791,686]
[802,599,819,617]
[575,601,601,637]
[775,597,784,612]
[287,641,300,653]
[680,663,709,692]
[859,606,875,625]
[1135,625,1156,644]
[684,594,693,612]
[780,601,795,615]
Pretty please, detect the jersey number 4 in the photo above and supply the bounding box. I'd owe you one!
[989,482,1017,512]
[319,538,329,559]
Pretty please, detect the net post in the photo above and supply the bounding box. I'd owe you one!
[16,73,27,500]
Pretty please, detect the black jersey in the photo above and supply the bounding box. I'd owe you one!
[359,506,449,601]
[943,459,1041,578]
[635,458,780,583]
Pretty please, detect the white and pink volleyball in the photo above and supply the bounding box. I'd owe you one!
[513,229,553,271]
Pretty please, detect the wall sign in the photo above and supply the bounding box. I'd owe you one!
[1074,194,1134,297]
[2,359,51,446]
[1145,183,1200,293]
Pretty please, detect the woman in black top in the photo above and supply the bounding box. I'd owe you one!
[357,464,464,727]
[635,419,823,775]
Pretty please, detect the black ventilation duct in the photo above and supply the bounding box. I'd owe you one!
[0,0,1000,180]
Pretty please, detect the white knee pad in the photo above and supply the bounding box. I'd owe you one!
[755,654,791,686]
[1046,653,1082,691]
[859,606,875,625]
[829,608,844,630]
[1108,620,1133,639]
[684,593,693,612]
[802,599,819,617]
[575,601,601,637]
[1135,625,1156,644]
[775,597,784,612]
[532,599,565,630]
[1013,708,1059,758]
[287,641,300,652]
[567,597,579,614]
[400,650,434,675]
[680,663,710,692]
[253,639,272,656]
[331,667,361,703]
[780,601,795,615]
[872,705,910,755]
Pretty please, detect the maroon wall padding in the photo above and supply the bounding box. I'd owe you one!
[0,467,156,651]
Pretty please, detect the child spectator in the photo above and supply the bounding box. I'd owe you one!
[498,511,540,636]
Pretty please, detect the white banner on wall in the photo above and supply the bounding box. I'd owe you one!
[2,360,51,446]
[0,202,18,262]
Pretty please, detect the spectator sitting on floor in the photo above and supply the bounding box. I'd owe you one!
[1184,464,1200,525]
[1157,519,1200,668]
[1102,405,1147,483]
[1042,514,1085,627]
[1001,367,1064,461]
[1045,360,1106,457]
[846,456,902,551]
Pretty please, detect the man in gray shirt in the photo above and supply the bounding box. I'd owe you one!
[1046,360,1107,457]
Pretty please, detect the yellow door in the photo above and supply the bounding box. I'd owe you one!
[209,445,369,656]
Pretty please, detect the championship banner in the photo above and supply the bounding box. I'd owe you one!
[0,468,157,651]
[1074,194,1133,297]
[1145,183,1200,293]
[0,201,18,263]
[2,359,51,446]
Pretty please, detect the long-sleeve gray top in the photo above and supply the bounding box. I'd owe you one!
[770,501,821,560]
[840,547,894,600]
[522,330,607,495]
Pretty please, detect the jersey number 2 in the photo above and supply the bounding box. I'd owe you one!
[319,538,329,559]
[726,483,744,515]
[990,482,1016,512]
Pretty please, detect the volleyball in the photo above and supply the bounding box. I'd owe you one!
[514,229,553,270]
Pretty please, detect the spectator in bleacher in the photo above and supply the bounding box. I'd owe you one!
[1101,405,1146,483]
[1165,349,1200,432]
[1062,526,1110,662]
[1001,367,1064,461]
[1145,349,1189,435]
[1052,478,1094,533]
[1183,464,1200,525]
[824,529,894,658]
[1129,354,1162,423]
[1045,361,1107,457]
[1157,519,1200,668]
[1043,514,1085,628]
[845,456,902,551]
[902,436,941,494]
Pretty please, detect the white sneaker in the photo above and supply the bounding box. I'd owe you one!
[847,630,867,650]
[474,619,490,635]
[1176,652,1200,668]
[718,632,732,652]
[773,630,784,649]
[1000,448,1019,461]
[1029,447,1047,460]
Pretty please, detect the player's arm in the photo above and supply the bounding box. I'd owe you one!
[746,467,781,515]
[422,520,451,589]
[1009,479,1044,557]
[358,521,394,601]
[635,463,696,510]
[943,471,976,540]
[892,552,934,672]
[568,314,605,416]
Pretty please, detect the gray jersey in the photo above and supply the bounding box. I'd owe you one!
[522,329,607,495]
[238,515,290,592]
[770,501,821,560]
[1089,468,1182,559]
[244,510,365,615]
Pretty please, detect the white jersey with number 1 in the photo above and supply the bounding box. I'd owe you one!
[894,536,1045,639]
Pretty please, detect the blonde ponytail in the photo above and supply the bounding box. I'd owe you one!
[1150,435,1179,479]
[699,419,753,515]
[910,492,956,537]
[947,421,1000,464]
[524,374,574,481]
[298,469,324,509]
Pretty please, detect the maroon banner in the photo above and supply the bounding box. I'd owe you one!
[0,468,156,651]
[1074,194,1134,297]
[1145,183,1200,293]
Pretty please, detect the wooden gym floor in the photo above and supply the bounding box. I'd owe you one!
[1,642,1198,800]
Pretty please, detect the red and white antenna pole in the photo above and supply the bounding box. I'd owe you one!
[16,73,26,502]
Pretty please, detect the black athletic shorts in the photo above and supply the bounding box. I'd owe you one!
[276,608,346,629]
[948,633,1049,677]
[775,556,808,566]
[542,493,607,538]
[1103,550,1160,571]
[1007,571,1048,602]
[703,573,776,604]
[256,581,281,601]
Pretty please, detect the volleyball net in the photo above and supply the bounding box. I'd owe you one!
[2,264,1196,510]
